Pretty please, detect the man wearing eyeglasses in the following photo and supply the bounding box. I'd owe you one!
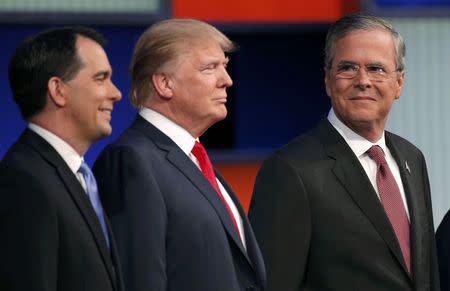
[248,13,439,290]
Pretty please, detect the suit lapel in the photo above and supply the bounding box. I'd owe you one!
[131,116,248,257]
[56,167,118,286]
[217,172,266,283]
[165,143,247,254]
[318,121,409,275]
[106,219,124,291]
[23,130,118,289]
[386,134,428,282]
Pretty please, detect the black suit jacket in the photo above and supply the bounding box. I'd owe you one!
[248,119,439,291]
[435,210,450,291]
[93,116,266,291]
[0,129,123,291]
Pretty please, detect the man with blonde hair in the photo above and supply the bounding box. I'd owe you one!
[94,19,266,291]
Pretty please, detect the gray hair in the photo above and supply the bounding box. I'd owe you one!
[324,13,405,72]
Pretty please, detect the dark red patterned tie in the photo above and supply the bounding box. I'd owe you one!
[191,141,241,239]
[367,145,410,273]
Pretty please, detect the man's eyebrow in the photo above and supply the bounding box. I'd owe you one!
[93,70,111,78]
[200,57,229,69]
[336,60,357,66]
[336,61,387,67]
[365,62,386,67]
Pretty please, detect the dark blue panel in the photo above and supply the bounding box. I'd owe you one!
[365,0,450,16]
[230,30,330,152]
[375,0,450,6]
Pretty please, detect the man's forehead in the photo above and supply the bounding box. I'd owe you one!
[332,30,396,59]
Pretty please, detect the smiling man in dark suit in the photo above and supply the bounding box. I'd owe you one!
[248,14,439,291]
[0,27,123,291]
[93,19,266,291]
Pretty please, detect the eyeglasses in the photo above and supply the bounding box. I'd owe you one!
[333,62,400,82]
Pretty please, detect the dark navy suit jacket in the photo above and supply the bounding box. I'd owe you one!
[94,116,266,291]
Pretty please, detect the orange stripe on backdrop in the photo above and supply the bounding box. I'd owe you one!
[215,162,262,214]
[173,0,360,22]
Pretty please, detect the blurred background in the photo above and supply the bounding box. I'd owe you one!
[1,0,450,228]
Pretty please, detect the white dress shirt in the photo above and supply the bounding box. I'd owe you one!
[139,108,247,249]
[28,123,88,192]
[327,109,410,218]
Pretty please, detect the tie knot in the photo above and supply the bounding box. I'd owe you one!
[191,141,207,159]
[78,160,92,176]
[367,145,387,165]
[78,161,97,191]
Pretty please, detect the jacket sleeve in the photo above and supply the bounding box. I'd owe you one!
[421,151,440,291]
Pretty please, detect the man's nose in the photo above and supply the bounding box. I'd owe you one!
[110,81,122,102]
[353,67,372,87]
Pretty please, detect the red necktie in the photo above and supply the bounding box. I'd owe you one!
[367,145,410,273]
[191,141,241,239]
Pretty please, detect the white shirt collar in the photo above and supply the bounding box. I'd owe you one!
[28,123,83,174]
[327,108,388,158]
[139,108,196,154]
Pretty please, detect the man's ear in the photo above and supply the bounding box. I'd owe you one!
[152,72,174,100]
[324,70,332,98]
[395,70,405,100]
[47,77,67,107]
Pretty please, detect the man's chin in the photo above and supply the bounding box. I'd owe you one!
[216,106,228,120]
[96,125,113,139]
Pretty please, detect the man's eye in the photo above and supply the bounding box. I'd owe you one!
[202,64,216,71]
[94,72,109,82]
[367,66,386,74]
[338,64,358,72]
